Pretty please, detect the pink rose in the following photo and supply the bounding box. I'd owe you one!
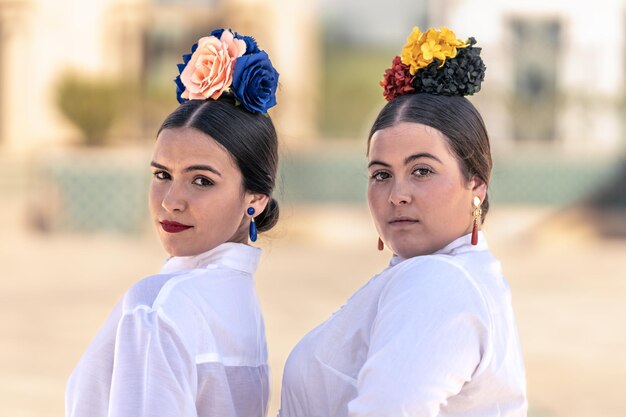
[180,30,246,100]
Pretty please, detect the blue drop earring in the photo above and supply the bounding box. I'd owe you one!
[247,207,257,242]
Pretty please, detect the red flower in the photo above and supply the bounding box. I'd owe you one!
[379,56,415,101]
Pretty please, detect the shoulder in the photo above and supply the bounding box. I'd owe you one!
[121,265,255,329]
[121,273,172,311]
[389,254,480,293]
[119,268,213,330]
[117,269,216,353]
[381,254,491,318]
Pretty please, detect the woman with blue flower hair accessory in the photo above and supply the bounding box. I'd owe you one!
[279,27,527,417]
[66,29,280,417]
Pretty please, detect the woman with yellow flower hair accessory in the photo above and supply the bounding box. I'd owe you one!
[279,27,527,417]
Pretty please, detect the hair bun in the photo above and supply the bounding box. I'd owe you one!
[174,28,279,114]
[380,27,486,101]
[413,37,485,96]
[255,197,279,233]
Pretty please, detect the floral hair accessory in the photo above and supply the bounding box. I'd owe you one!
[175,28,279,114]
[380,26,485,101]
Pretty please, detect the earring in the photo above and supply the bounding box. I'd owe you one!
[378,237,384,251]
[471,196,482,245]
[247,207,257,242]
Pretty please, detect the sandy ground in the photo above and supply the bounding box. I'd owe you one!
[1,195,625,417]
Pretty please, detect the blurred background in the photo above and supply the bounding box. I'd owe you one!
[1,0,625,416]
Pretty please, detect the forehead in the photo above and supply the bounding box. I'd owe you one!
[368,122,454,161]
[153,127,237,169]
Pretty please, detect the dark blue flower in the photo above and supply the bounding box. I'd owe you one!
[174,75,186,104]
[174,42,197,103]
[210,28,225,38]
[239,35,259,55]
[231,51,279,114]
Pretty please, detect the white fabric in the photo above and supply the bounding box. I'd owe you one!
[66,242,269,417]
[279,232,527,417]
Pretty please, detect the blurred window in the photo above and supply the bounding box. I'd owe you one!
[509,18,561,142]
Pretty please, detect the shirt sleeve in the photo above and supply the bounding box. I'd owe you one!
[107,306,198,417]
[347,257,492,417]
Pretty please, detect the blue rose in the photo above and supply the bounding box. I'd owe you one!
[231,51,279,114]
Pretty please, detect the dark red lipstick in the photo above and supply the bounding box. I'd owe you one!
[160,220,193,233]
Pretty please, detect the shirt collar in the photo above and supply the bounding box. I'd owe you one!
[160,242,262,275]
[389,231,488,267]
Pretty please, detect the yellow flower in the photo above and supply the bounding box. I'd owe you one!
[400,27,423,73]
[400,26,469,75]
[407,26,423,44]
[421,40,445,62]
[440,27,467,47]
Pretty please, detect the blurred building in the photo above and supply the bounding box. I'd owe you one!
[0,0,147,153]
[0,0,320,154]
[321,0,625,154]
[2,0,624,154]
[444,0,626,154]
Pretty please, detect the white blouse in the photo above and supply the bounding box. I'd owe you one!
[66,242,269,417]
[279,232,527,417]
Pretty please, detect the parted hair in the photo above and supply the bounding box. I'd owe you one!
[159,96,279,232]
[368,93,492,221]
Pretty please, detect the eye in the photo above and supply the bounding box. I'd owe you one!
[192,176,214,187]
[371,170,391,182]
[412,167,433,178]
[153,170,170,181]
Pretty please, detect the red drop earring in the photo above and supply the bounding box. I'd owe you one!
[378,237,384,251]
[471,196,482,245]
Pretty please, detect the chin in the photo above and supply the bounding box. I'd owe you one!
[159,239,197,257]
[389,238,435,259]
[162,244,186,257]
[394,247,430,260]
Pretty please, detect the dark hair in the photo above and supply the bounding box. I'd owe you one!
[158,95,279,232]
[368,93,492,221]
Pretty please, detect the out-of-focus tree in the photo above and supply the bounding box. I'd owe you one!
[55,72,126,146]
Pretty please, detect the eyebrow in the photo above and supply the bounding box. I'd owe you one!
[150,161,222,177]
[368,152,443,168]
[367,160,391,168]
[404,152,443,165]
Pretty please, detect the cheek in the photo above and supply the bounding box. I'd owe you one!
[422,181,469,219]
[148,183,161,215]
[198,188,246,227]
[221,186,246,212]
[367,185,387,223]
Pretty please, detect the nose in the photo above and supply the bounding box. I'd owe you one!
[161,182,187,213]
[389,180,412,206]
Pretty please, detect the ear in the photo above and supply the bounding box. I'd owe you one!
[470,175,487,203]
[245,192,270,217]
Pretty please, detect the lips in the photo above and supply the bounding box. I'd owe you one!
[388,216,419,225]
[160,220,193,233]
